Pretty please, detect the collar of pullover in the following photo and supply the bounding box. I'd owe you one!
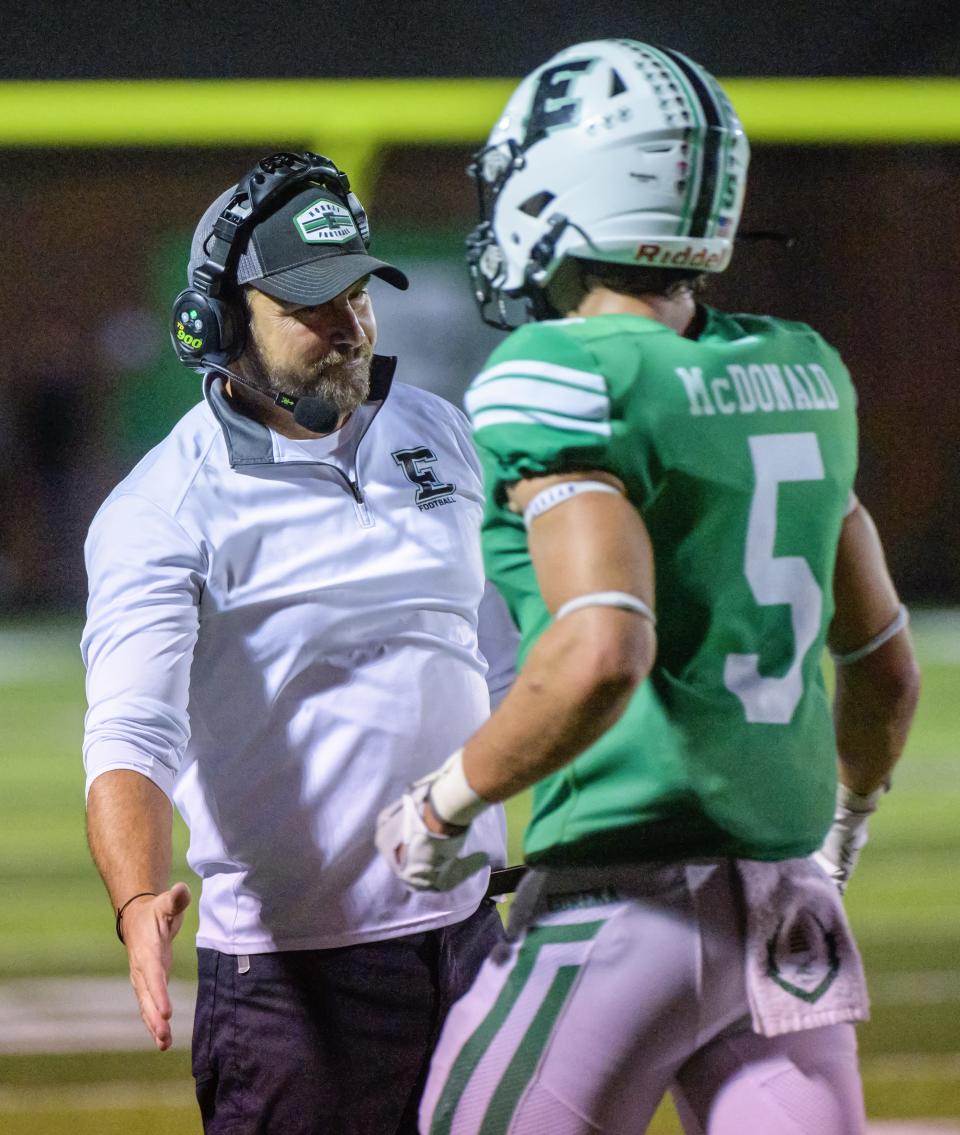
[203,354,398,468]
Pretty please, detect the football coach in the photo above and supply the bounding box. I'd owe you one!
[81,151,514,1135]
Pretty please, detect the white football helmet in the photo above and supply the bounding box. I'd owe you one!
[466,39,750,326]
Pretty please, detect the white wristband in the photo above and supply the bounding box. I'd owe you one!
[555,591,656,624]
[831,604,909,666]
[523,480,621,529]
[837,781,885,814]
[427,749,489,827]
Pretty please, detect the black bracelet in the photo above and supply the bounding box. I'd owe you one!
[115,892,158,944]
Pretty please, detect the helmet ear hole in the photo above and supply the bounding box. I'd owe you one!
[519,191,556,218]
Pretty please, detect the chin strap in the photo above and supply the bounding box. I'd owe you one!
[737,229,797,248]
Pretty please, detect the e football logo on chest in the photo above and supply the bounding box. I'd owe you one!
[392,447,457,511]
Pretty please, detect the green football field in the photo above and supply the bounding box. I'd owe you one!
[0,614,956,1133]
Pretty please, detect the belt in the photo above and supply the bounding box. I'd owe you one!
[484,865,528,899]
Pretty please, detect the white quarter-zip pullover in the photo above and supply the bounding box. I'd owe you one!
[83,359,514,953]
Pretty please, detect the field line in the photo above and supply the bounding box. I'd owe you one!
[0,978,195,1053]
[2,972,959,1052]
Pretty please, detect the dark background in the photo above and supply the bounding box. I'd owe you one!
[1,1,958,608]
[5,0,959,79]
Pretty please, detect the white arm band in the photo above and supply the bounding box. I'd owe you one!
[555,591,656,624]
[427,749,490,827]
[523,480,621,529]
[837,781,886,813]
[830,603,909,666]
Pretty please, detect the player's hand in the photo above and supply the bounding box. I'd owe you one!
[121,882,192,1050]
[376,781,489,892]
[812,783,884,894]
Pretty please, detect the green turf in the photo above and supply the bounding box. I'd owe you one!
[0,1051,193,1087]
[0,1111,202,1135]
[0,614,956,1128]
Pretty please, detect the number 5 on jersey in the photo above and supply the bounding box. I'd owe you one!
[724,433,825,725]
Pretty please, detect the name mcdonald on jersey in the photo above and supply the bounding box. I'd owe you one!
[675,361,841,418]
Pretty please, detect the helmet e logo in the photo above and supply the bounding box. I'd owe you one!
[523,59,593,149]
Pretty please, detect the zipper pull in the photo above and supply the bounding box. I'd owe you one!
[352,483,374,528]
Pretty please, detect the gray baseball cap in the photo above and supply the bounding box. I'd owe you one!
[189,183,409,305]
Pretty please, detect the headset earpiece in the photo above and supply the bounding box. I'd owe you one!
[170,287,245,367]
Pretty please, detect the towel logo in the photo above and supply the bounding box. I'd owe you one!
[765,912,840,1003]
[392,447,456,511]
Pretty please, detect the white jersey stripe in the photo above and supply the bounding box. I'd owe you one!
[466,377,610,424]
[472,358,608,394]
[471,408,612,438]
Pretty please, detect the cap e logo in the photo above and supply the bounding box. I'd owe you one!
[294,198,358,244]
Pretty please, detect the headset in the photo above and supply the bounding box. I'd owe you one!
[170,151,370,370]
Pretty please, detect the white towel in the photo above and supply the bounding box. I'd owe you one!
[737,857,870,1038]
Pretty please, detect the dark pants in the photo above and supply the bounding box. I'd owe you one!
[192,901,504,1135]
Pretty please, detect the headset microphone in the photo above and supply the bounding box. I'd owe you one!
[203,361,342,435]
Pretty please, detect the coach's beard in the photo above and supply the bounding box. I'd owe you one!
[243,333,374,419]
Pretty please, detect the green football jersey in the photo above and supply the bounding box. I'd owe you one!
[466,306,858,865]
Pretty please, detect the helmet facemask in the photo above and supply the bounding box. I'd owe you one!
[466,139,536,329]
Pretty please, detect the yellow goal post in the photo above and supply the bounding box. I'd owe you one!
[1,77,958,196]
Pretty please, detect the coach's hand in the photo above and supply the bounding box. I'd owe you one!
[121,882,192,1050]
[376,782,489,892]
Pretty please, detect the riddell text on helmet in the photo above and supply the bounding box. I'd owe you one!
[634,244,726,270]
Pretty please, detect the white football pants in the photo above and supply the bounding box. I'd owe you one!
[420,861,866,1134]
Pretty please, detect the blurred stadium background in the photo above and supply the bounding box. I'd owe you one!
[0,2,957,1130]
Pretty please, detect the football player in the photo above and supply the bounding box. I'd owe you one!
[378,40,920,1133]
